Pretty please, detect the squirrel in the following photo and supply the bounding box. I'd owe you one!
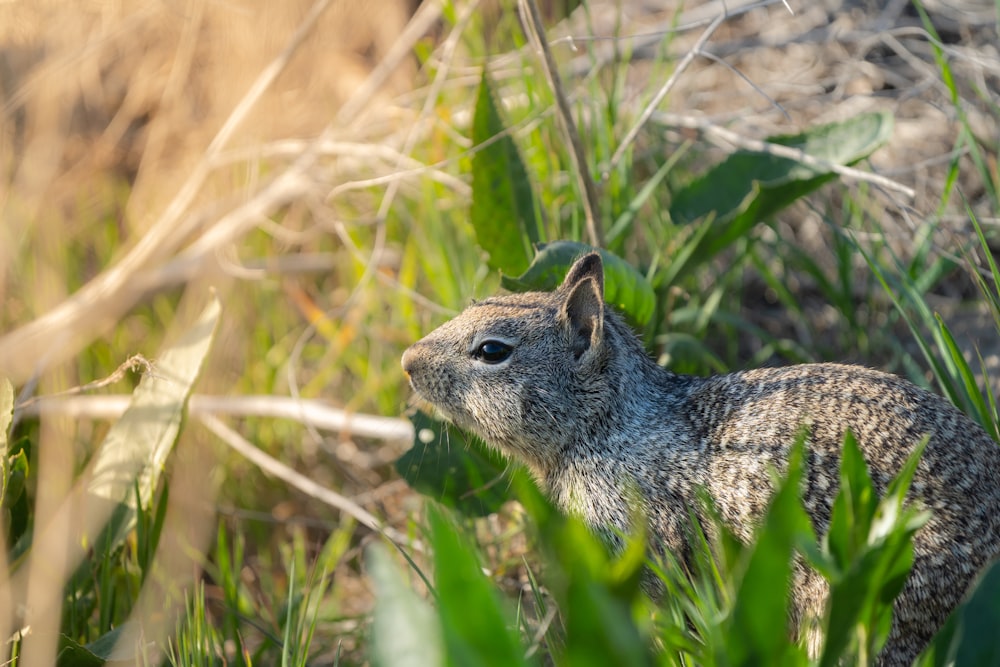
[401,251,1000,665]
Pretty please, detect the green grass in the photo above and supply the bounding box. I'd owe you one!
[0,0,998,664]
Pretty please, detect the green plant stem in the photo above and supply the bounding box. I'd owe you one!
[518,0,604,248]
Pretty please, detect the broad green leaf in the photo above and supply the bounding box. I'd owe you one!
[512,472,655,667]
[0,377,12,507]
[4,449,27,510]
[819,432,929,666]
[83,624,128,660]
[56,623,133,666]
[501,241,656,327]
[724,434,813,666]
[607,516,649,595]
[880,436,929,520]
[692,486,747,598]
[670,112,893,267]
[825,430,877,568]
[549,0,584,22]
[0,378,11,450]
[822,531,916,666]
[55,635,105,667]
[395,412,508,517]
[429,505,526,667]
[516,473,618,586]
[471,70,540,275]
[564,579,652,667]
[87,297,220,542]
[4,446,30,562]
[562,521,651,667]
[921,615,959,667]
[925,559,1000,666]
[369,543,443,667]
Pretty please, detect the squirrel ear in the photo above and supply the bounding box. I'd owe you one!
[559,252,605,298]
[561,276,605,361]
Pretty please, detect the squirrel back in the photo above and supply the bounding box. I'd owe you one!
[401,252,1000,665]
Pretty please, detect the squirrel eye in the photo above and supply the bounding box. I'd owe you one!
[474,340,513,364]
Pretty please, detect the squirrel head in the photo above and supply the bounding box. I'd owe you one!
[401,252,615,476]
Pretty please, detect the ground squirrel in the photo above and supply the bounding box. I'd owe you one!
[401,252,1000,665]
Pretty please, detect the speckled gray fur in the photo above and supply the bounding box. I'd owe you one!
[401,252,1000,666]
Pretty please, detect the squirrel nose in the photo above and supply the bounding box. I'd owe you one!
[401,347,416,376]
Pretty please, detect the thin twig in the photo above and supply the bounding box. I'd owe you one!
[20,394,415,443]
[547,0,782,49]
[291,1,446,368]
[0,0,444,386]
[214,139,470,195]
[698,51,791,121]
[285,214,388,454]
[543,0,790,81]
[376,0,477,221]
[652,111,916,198]
[518,0,604,248]
[524,602,560,659]
[606,9,728,176]
[177,170,313,260]
[13,355,155,414]
[199,414,418,550]
[335,0,444,126]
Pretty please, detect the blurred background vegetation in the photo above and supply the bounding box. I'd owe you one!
[0,0,997,663]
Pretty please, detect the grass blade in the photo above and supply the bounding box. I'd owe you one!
[369,542,443,667]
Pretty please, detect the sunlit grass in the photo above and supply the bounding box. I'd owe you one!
[0,0,997,664]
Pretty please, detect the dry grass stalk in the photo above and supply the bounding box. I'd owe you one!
[20,394,414,443]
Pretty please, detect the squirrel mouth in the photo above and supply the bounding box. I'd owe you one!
[406,392,435,413]
[406,391,480,437]
[406,391,456,424]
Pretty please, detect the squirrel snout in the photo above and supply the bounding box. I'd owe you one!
[400,346,418,377]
